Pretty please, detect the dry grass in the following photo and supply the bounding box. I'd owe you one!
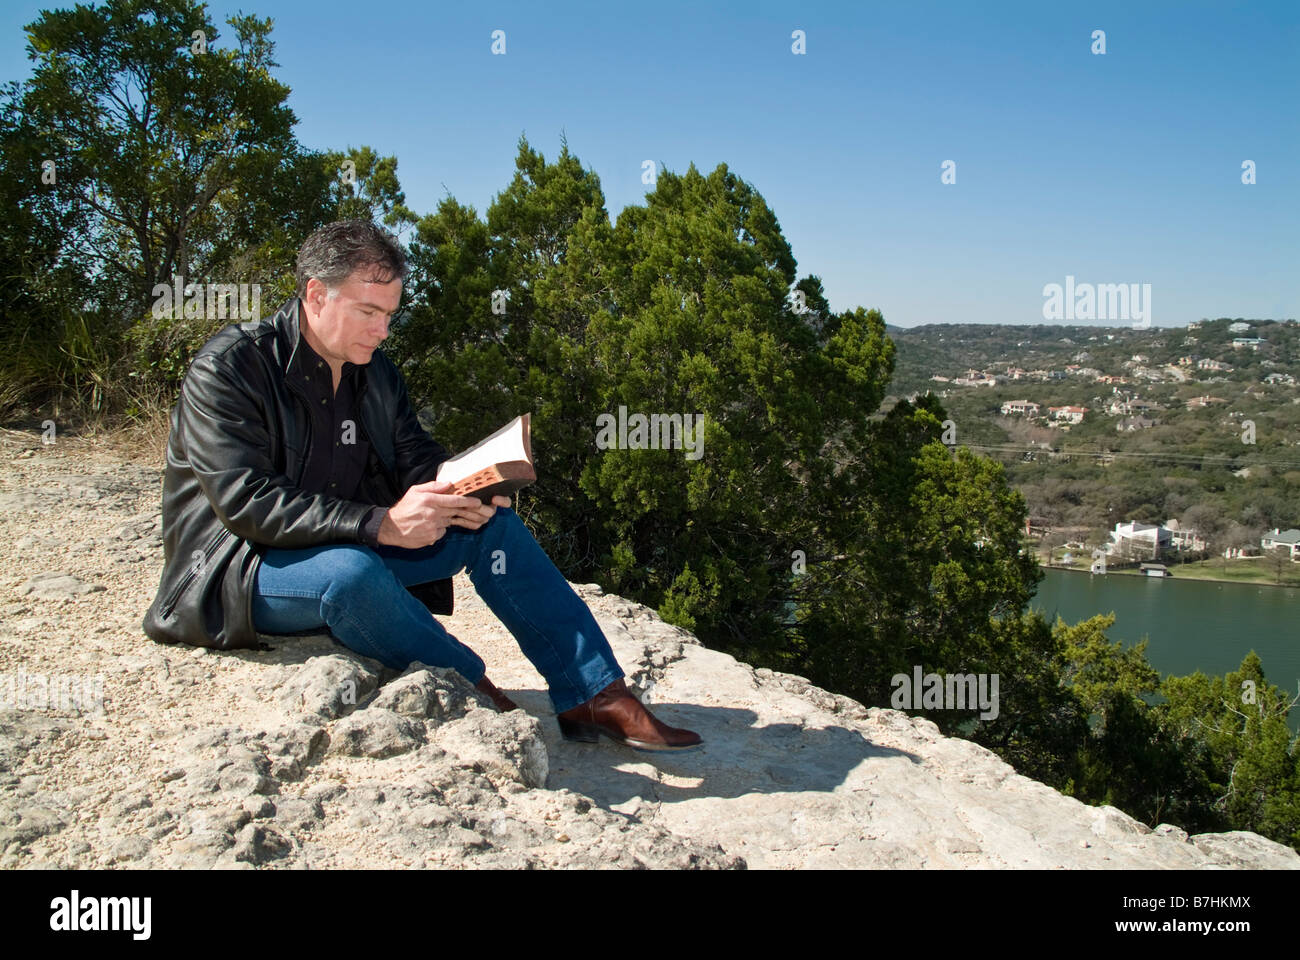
[108,391,175,466]
[0,385,175,467]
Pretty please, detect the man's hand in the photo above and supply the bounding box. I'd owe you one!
[377,480,512,548]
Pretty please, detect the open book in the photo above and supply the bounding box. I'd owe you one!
[435,413,535,504]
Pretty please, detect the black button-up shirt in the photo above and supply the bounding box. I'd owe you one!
[289,331,387,547]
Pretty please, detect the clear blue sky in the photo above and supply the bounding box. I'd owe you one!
[4,0,1296,327]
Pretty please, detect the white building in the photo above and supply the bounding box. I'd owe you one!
[1000,400,1041,416]
[1260,528,1300,559]
[1111,521,1172,559]
[1048,405,1087,424]
[1165,519,1206,552]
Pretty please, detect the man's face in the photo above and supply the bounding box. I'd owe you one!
[301,269,401,367]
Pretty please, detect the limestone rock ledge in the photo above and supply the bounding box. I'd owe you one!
[0,441,1295,869]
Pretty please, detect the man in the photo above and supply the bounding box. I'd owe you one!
[142,219,701,751]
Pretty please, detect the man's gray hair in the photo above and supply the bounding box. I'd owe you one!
[295,219,409,300]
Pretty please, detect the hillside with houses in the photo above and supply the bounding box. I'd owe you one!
[882,317,1300,584]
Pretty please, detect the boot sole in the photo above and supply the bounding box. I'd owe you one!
[557,716,702,752]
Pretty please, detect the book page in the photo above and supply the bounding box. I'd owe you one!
[435,414,532,485]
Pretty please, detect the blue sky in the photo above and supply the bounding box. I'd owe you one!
[4,0,1296,327]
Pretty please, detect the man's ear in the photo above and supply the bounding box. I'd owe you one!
[302,277,335,320]
[301,278,321,317]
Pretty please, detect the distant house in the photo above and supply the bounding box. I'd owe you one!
[1188,321,1203,330]
[1000,400,1041,416]
[1229,321,1251,333]
[1130,354,1148,363]
[1263,372,1297,386]
[1139,563,1171,577]
[1107,397,1162,417]
[1048,405,1088,424]
[1232,338,1266,350]
[1165,519,1206,552]
[1117,416,1160,432]
[1186,395,1227,408]
[1260,528,1300,559]
[1197,358,1230,372]
[1112,521,1172,559]
[953,368,998,387]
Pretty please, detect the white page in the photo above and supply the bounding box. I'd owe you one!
[436,416,530,483]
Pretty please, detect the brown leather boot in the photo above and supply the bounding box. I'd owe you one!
[556,677,702,751]
[474,675,519,713]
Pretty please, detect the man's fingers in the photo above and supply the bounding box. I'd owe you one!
[410,479,454,493]
[447,514,487,530]
[410,482,506,511]
[429,491,489,510]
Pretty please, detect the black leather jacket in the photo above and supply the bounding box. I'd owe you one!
[142,296,454,651]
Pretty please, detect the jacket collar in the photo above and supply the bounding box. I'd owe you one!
[275,296,305,375]
[274,296,368,393]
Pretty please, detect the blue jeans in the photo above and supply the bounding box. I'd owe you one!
[251,507,624,714]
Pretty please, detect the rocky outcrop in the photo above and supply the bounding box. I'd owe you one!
[0,430,1296,869]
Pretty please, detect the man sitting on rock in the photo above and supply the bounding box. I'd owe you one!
[143,218,701,751]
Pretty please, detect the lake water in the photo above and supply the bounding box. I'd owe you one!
[1029,568,1300,732]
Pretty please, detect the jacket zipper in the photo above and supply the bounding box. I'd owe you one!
[159,526,232,618]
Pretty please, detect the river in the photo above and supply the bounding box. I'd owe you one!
[1029,568,1300,732]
